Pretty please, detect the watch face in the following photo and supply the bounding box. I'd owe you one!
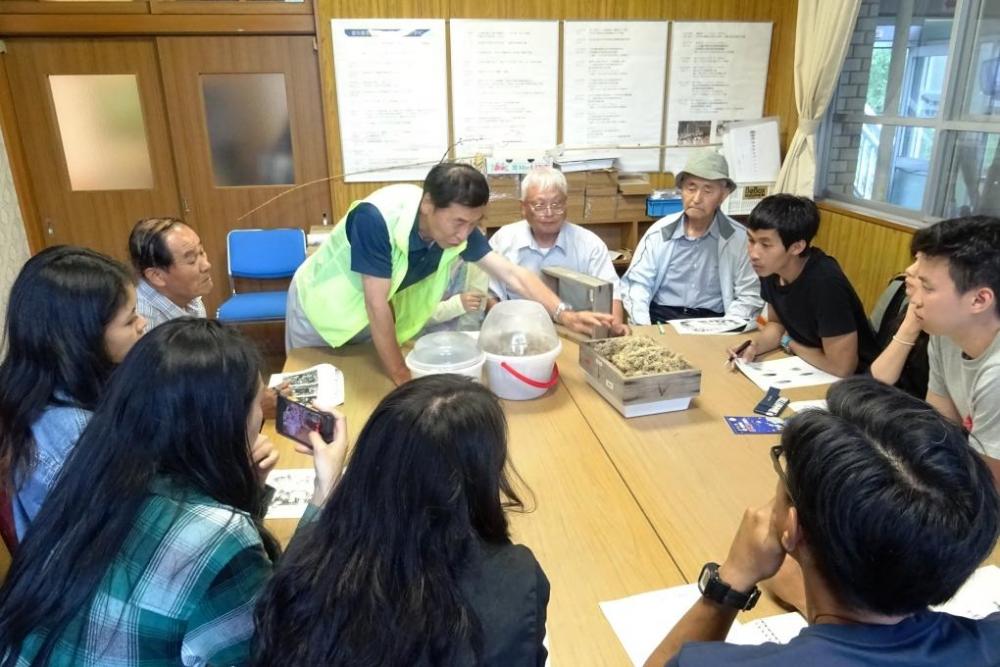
[698,562,716,593]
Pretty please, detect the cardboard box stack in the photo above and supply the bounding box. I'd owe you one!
[564,171,587,222]
[485,175,522,226]
[616,173,654,222]
[584,169,618,223]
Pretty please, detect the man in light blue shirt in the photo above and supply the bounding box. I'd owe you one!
[621,150,762,326]
[489,167,628,334]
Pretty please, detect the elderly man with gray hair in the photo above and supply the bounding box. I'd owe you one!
[488,166,628,334]
[621,149,763,327]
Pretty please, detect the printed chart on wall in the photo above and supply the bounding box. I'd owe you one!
[330,19,449,182]
[562,21,669,172]
[663,22,772,176]
[450,20,559,155]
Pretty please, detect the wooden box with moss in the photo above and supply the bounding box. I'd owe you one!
[579,336,701,418]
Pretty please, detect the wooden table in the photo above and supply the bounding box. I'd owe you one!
[556,325,1000,610]
[265,327,999,664]
[264,343,687,666]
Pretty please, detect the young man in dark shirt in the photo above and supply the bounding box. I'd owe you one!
[644,378,1000,667]
[728,195,878,377]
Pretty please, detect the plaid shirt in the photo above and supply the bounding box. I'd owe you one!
[13,479,274,666]
[136,279,207,332]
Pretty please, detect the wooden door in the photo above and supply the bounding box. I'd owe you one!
[157,36,331,314]
[3,38,182,264]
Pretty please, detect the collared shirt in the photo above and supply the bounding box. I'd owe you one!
[488,220,621,301]
[12,478,279,666]
[13,400,91,540]
[653,216,723,312]
[136,279,206,332]
[345,202,490,291]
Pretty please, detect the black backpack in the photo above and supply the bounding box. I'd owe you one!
[870,274,929,398]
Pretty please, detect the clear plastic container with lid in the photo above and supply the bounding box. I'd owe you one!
[479,301,559,357]
[406,331,485,380]
[479,301,561,400]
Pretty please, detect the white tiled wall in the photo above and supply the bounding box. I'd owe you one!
[0,128,31,325]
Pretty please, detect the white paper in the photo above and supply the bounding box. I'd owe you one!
[664,22,772,156]
[450,20,559,154]
[602,567,1000,665]
[933,565,1000,619]
[269,363,345,407]
[331,19,449,182]
[788,399,828,413]
[562,21,669,172]
[723,117,781,183]
[735,356,840,391]
[265,468,316,519]
[667,317,748,335]
[600,584,743,666]
[729,613,807,645]
[663,146,702,177]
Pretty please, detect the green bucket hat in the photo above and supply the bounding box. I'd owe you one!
[675,149,737,192]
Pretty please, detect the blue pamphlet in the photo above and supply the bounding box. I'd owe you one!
[725,415,784,435]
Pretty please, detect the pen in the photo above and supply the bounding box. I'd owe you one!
[725,339,753,366]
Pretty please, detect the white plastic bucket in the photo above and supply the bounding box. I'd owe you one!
[478,301,562,400]
[482,340,562,400]
[406,331,485,381]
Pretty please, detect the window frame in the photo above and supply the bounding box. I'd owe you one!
[819,0,998,227]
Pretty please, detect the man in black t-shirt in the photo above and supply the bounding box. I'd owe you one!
[728,195,878,377]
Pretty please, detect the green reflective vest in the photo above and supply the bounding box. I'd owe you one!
[295,184,467,348]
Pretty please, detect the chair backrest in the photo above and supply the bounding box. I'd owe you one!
[227,228,306,280]
[870,274,908,348]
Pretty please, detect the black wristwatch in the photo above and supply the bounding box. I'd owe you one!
[698,562,761,611]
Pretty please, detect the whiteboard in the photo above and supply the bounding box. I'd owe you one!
[563,21,669,172]
[664,22,772,168]
[331,19,449,182]
[450,19,559,156]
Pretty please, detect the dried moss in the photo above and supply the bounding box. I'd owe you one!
[591,336,691,377]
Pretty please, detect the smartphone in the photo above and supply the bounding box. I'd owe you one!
[276,394,335,446]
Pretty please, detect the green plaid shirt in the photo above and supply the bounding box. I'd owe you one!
[14,479,275,666]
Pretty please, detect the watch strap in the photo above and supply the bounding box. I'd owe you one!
[699,562,760,611]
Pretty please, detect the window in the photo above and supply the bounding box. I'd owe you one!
[49,74,154,191]
[821,0,1000,222]
[201,73,295,187]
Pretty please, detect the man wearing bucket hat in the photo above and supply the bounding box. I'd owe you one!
[285,162,614,386]
[621,149,763,327]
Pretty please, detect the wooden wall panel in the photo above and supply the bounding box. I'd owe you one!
[815,203,916,312]
[316,0,799,218]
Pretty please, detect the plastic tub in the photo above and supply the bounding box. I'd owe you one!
[646,197,683,217]
[479,301,561,400]
[406,331,485,381]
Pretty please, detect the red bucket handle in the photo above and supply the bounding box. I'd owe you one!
[499,361,560,389]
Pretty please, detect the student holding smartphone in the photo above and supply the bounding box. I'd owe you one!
[253,374,550,667]
[0,319,347,666]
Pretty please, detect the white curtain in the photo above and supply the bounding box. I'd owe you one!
[775,0,863,196]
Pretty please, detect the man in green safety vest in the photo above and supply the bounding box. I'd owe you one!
[286,162,614,385]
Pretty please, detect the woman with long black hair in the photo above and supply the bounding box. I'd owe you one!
[0,319,346,666]
[0,246,144,541]
[253,374,549,666]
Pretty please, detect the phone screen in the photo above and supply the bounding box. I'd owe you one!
[276,395,332,447]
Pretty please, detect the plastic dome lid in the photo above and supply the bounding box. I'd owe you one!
[479,301,559,357]
[407,331,485,371]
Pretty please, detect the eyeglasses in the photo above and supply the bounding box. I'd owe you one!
[527,201,567,214]
[770,445,796,505]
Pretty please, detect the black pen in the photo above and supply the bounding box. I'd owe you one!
[725,339,753,365]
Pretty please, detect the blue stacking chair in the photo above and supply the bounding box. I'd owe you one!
[216,228,306,323]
